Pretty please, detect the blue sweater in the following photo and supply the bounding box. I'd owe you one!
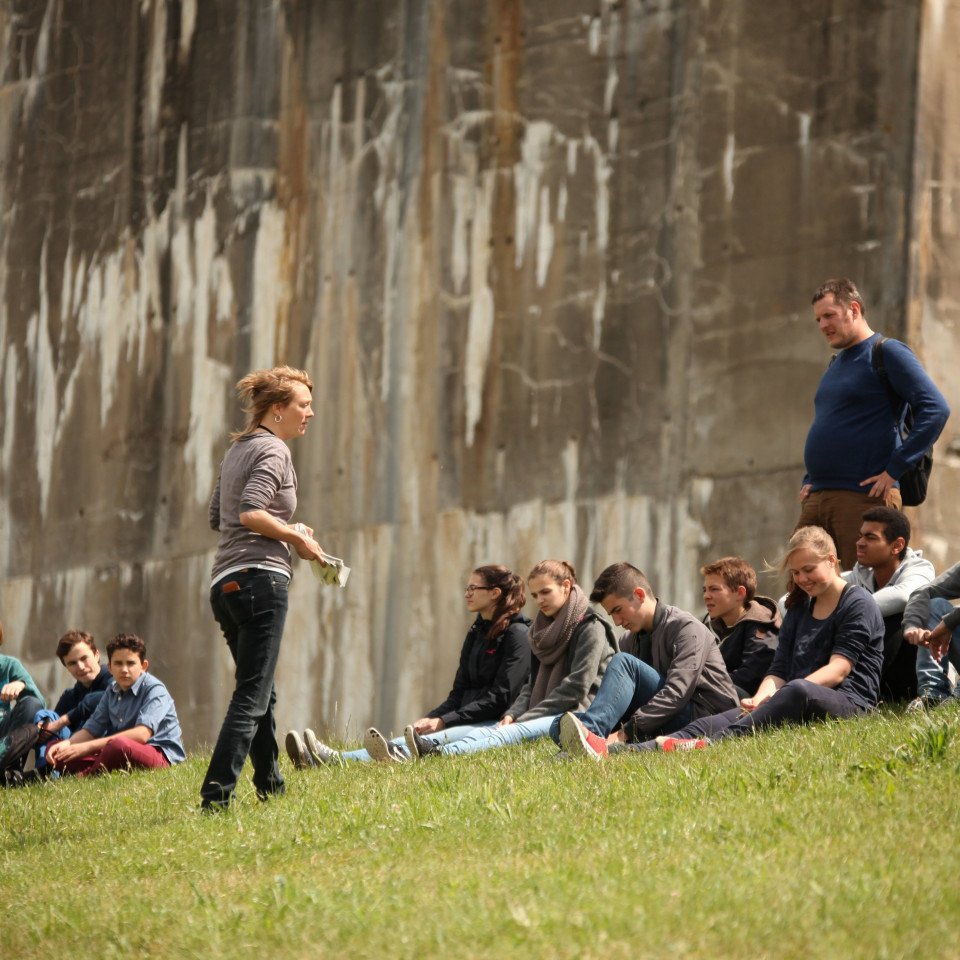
[803,333,949,491]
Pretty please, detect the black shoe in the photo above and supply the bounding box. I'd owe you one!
[3,769,24,788]
[404,724,441,759]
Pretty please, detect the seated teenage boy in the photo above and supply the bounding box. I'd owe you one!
[1,629,112,784]
[701,557,780,700]
[842,506,935,701]
[551,562,739,757]
[45,633,185,776]
[604,525,885,753]
[902,561,960,709]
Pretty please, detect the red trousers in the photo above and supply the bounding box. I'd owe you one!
[56,737,170,777]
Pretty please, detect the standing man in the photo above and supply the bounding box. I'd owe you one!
[797,278,950,569]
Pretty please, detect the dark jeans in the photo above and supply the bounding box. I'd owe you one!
[201,569,290,807]
[626,678,864,751]
[0,696,44,772]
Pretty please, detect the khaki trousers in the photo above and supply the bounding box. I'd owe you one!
[795,487,902,571]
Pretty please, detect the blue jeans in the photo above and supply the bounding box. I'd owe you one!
[341,721,497,761]
[32,708,68,769]
[915,598,960,701]
[549,652,690,744]
[0,695,44,741]
[431,715,557,755]
[201,569,290,807]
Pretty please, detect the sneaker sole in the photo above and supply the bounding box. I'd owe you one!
[284,730,311,770]
[558,713,602,761]
[403,724,420,759]
[364,727,404,763]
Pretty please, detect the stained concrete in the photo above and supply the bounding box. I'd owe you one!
[0,0,956,745]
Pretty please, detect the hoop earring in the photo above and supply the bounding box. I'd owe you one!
[274,414,282,423]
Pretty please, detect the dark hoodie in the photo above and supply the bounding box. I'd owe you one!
[703,596,781,698]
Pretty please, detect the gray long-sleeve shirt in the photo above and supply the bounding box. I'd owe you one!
[620,602,739,736]
[841,548,935,617]
[506,614,617,722]
[902,561,960,633]
[209,432,297,584]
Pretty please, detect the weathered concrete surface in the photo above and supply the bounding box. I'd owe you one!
[0,0,956,745]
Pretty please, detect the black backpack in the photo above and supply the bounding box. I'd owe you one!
[871,335,933,507]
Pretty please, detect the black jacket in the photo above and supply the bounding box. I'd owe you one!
[427,613,532,727]
[703,596,781,698]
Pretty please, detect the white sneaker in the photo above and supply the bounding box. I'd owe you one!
[303,729,341,765]
[905,694,944,713]
[364,727,407,763]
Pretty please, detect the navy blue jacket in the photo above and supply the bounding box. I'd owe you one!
[52,665,112,729]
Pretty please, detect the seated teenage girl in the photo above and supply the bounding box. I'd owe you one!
[398,559,618,760]
[285,565,530,764]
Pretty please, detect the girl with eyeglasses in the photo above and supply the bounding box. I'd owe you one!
[285,565,531,764]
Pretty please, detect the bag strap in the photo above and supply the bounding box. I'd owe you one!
[871,335,908,424]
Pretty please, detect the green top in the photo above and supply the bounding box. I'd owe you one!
[0,654,46,724]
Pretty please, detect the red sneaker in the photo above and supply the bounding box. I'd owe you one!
[559,713,608,760]
[656,736,707,752]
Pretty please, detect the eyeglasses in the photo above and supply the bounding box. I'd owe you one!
[464,585,493,595]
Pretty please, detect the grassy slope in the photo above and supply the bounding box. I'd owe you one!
[1,707,958,960]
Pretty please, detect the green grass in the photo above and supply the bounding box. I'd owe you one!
[2,707,959,960]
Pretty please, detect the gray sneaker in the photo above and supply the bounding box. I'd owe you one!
[364,727,407,763]
[284,730,313,770]
[906,694,946,713]
[404,724,441,759]
[304,728,341,765]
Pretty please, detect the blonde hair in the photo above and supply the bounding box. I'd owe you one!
[779,526,839,571]
[778,526,840,607]
[231,366,314,440]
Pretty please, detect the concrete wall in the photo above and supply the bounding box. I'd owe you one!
[0,0,956,745]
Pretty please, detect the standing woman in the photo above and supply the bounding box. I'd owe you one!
[200,366,326,810]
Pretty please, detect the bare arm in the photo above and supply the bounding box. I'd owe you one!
[740,675,785,712]
[803,654,853,689]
